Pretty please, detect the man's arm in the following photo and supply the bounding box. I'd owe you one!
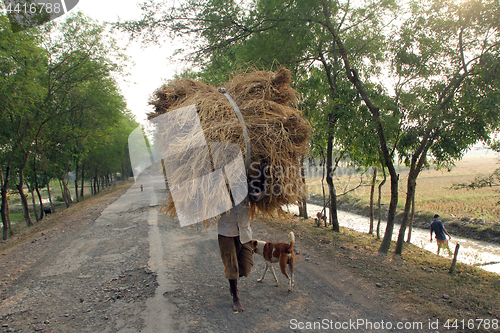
[443,227,451,239]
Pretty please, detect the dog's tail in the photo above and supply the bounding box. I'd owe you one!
[288,231,295,250]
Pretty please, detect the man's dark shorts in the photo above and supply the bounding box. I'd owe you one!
[218,234,253,280]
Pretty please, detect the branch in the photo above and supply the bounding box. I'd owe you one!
[458,26,468,76]
[338,182,371,197]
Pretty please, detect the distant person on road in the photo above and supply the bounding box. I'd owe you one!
[217,198,253,313]
[430,214,453,256]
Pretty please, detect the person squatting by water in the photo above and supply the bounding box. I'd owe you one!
[430,214,453,256]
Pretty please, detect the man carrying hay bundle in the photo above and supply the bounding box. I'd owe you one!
[148,67,310,312]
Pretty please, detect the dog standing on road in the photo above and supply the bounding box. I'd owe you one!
[251,232,295,292]
[43,207,52,216]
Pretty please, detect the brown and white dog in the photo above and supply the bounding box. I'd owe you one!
[251,232,295,292]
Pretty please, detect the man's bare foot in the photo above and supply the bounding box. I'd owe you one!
[229,279,244,312]
[233,298,245,312]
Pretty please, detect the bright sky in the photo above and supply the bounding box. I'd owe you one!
[74,0,183,124]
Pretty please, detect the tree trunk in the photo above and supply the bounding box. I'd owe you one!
[320,157,327,226]
[5,197,12,237]
[317,42,341,231]
[407,188,416,243]
[74,162,79,203]
[80,161,85,198]
[59,176,72,208]
[369,167,377,235]
[379,173,398,253]
[1,167,13,240]
[26,180,39,223]
[58,179,64,202]
[45,172,54,212]
[377,165,386,239]
[18,176,32,227]
[31,188,38,222]
[298,157,308,218]
[326,133,340,232]
[17,153,33,227]
[94,174,98,194]
[395,172,417,254]
[33,156,44,220]
[60,157,72,208]
[62,179,72,207]
[396,146,429,254]
[36,183,44,221]
[329,184,339,231]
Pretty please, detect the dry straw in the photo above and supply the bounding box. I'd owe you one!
[148,68,311,224]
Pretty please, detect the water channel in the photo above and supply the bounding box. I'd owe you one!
[286,203,500,274]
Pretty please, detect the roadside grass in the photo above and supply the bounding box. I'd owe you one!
[6,180,115,227]
[307,155,500,233]
[262,213,500,331]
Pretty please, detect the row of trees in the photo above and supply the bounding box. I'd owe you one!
[0,12,138,239]
[119,0,500,254]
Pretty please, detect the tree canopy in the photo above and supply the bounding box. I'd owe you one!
[118,0,500,253]
[0,12,138,239]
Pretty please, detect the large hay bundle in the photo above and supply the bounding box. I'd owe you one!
[149,68,310,222]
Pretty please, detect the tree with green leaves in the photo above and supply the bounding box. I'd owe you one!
[82,108,137,196]
[393,0,500,254]
[121,0,499,256]
[118,0,399,236]
[306,0,400,253]
[0,12,132,238]
[0,14,46,236]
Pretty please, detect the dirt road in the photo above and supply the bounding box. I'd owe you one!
[0,175,436,332]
